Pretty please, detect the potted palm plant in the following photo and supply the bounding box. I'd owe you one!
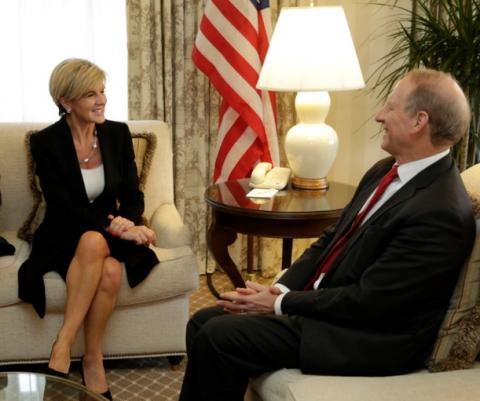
[371,0,480,170]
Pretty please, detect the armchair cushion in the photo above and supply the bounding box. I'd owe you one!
[18,131,158,242]
[150,203,192,248]
[0,120,199,364]
[428,164,480,371]
[41,244,197,312]
[251,363,480,401]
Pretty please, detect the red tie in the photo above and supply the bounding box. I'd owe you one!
[304,164,399,290]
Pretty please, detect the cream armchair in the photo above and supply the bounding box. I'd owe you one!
[247,162,480,401]
[0,120,199,364]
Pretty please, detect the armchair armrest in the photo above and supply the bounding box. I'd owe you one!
[149,203,192,248]
[0,260,21,307]
[0,233,30,307]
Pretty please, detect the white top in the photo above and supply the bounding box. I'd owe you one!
[81,164,105,203]
[274,149,450,314]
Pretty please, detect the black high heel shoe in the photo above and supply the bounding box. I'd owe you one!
[80,358,113,401]
[46,341,70,379]
[45,366,69,379]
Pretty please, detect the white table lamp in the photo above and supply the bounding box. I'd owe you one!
[257,6,365,189]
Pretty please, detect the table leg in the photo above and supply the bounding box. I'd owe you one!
[282,238,293,269]
[207,219,246,294]
[247,235,254,274]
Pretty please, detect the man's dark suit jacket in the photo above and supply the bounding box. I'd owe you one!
[278,155,475,375]
[18,117,158,317]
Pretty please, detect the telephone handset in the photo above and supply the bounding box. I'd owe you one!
[249,162,291,190]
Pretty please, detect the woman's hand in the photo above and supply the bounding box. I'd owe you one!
[119,225,156,246]
[107,215,134,237]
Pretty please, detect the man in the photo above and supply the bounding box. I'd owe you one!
[179,69,476,401]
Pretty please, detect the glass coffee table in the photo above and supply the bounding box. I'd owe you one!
[0,371,106,400]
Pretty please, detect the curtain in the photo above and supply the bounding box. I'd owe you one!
[128,0,215,276]
[126,0,399,279]
[0,0,127,122]
[127,0,302,279]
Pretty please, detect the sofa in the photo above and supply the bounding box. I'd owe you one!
[0,120,199,365]
[247,162,480,401]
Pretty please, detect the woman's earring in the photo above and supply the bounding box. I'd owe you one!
[66,108,71,114]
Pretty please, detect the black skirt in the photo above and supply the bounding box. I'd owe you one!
[18,229,159,318]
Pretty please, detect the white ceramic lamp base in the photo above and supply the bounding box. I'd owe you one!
[285,91,338,190]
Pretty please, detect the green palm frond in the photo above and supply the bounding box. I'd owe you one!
[369,0,480,169]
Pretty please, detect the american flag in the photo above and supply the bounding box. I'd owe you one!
[192,0,279,183]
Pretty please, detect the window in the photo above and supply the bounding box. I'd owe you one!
[0,0,127,122]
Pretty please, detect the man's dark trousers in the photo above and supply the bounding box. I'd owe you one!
[178,306,303,401]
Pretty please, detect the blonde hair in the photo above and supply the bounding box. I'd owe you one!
[49,58,106,115]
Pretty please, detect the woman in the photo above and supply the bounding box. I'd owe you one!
[18,58,159,400]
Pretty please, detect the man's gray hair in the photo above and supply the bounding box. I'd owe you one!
[404,69,471,146]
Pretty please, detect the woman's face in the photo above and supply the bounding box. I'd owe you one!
[64,86,107,125]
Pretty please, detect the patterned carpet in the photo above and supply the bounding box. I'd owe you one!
[2,272,269,401]
[102,272,223,401]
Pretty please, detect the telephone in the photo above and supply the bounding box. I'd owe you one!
[249,162,291,190]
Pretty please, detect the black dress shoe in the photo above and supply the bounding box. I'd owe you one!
[45,366,69,379]
[80,358,113,400]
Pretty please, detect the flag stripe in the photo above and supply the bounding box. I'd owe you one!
[216,103,240,145]
[216,126,258,181]
[193,0,279,183]
[218,179,261,210]
[206,1,261,72]
[214,114,249,173]
[257,9,270,62]
[230,137,266,178]
[200,14,259,88]
[233,0,259,30]
[193,33,261,116]
[214,0,258,50]
[192,46,268,145]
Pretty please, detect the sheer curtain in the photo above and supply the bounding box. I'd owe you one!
[0,0,127,122]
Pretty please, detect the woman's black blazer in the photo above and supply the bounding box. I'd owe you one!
[18,117,159,317]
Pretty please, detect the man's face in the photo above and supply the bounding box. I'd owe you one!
[375,78,417,158]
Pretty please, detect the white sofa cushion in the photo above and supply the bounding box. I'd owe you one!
[251,363,480,401]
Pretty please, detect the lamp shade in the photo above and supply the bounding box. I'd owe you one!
[257,6,365,92]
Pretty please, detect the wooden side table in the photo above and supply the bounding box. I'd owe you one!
[205,178,356,295]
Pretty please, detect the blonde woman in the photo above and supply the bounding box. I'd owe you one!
[18,59,159,400]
